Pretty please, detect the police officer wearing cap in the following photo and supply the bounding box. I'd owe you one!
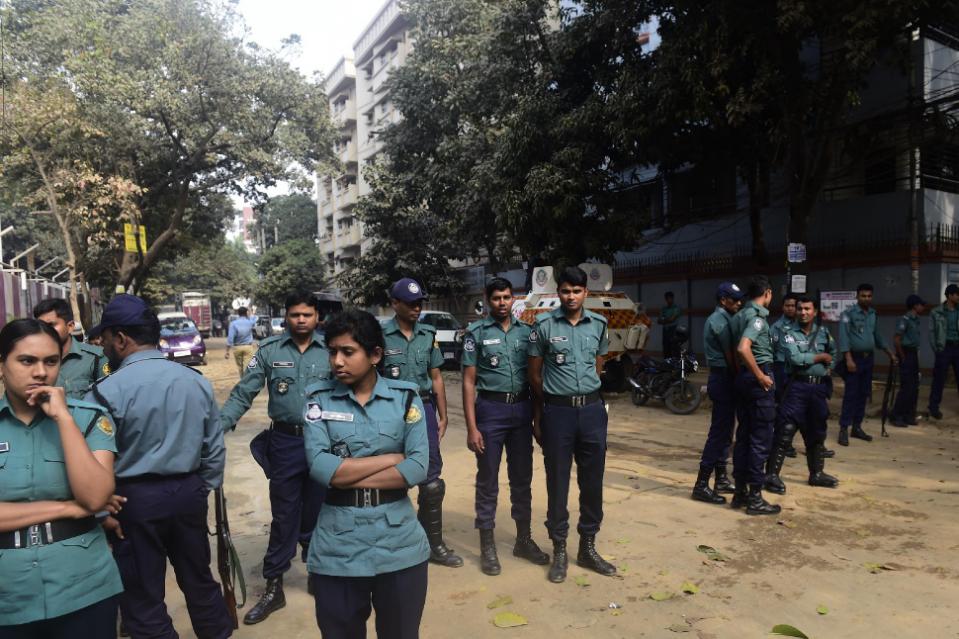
[85,294,232,639]
[927,284,959,420]
[837,283,896,445]
[891,294,925,427]
[462,277,550,576]
[691,281,743,505]
[220,292,331,624]
[381,277,462,567]
[764,296,839,494]
[33,298,110,398]
[528,266,615,583]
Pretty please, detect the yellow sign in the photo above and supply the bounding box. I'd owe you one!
[124,223,148,253]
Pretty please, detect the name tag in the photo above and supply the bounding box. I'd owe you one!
[321,411,354,422]
[483,338,501,345]
[273,361,294,368]
[384,349,403,356]
[0,442,8,453]
[550,336,568,343]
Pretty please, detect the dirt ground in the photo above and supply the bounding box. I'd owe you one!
[161,338,959,639]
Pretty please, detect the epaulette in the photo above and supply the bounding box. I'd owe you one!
[534,312,552,324]
[466,319,484,333]
[305,379,337,396]
[384,379,419,392]
[77,342,105,357]
[585,309,609,324]
[66,397,107,412]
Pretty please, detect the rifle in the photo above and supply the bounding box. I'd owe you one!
[879,362,899,438]
[214,487,246,628]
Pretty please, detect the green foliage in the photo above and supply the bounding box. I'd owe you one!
[138,241,258,311]
[256,239,326,310]
[252,194,319,250]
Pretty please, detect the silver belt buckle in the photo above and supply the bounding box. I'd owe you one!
[28,524,41,547]
[505,392,515,404]
[362,488,373,508]
[572,395,585,408]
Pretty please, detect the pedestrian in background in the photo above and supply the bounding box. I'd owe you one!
[927,284,959,420]
[891,294,925,427]
[658,291,682,357]
[225,307,258,375]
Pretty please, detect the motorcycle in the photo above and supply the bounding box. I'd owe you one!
[628,328,702,414]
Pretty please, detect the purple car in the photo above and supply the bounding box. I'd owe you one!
[159,315,206,366]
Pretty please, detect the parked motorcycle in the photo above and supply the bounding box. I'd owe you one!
[628,327,702,414]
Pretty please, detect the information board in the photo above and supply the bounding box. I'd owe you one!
[820,291,857,322]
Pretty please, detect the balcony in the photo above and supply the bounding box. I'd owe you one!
[332,101,357,129]
[335,184,358,209]
[337,140,358,165]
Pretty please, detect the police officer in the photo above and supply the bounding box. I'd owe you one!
[462,277,550,575]
[528,266,615,583]
[770,293,798,402]
[891,294,925,426]
[303,310,431,638]
[220,292,331,624]
[729,275,780,516]
[33,298,110,397]
[764,296,839,494]
[691,282,743,505]
[0,319,122,638]
[86,295,232,639]
[658,291,682,357]
[927,284,959,420]
[381,277,462,568]
[837,283,896,445]
[225,306,258,376]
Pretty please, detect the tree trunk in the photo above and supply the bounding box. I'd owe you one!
[118,183,189,291]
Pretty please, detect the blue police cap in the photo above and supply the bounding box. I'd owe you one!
[716,282,744,300]
[89,294,153,337]
[905,294,926,309]
[389,278,427,303]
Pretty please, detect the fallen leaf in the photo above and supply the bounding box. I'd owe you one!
[816,604,828,615]
[573,575,590,587]
[666,623,693,633]
[681,581,699,595]
[616,538,630,544]
[658,569,669,576]
[696,544,716,554]
[777,520,797,529]
[770,624,809,638]
[492,612,527,628]
[864,562,896,574]
[611,610,624,617]
[449,590,480,601]
[487,595,513,609]
[649,591,675,601]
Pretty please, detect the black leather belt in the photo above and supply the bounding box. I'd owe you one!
[325,488,407,508]
[116,471,195,486]
[419,391,433,402]
[479,389,530,404]
[0,516,98,549]
[544,391,602,407]
[793,374,828,384]
[271,421,304,436]
[947,341,959,347]
[851,351,873,358]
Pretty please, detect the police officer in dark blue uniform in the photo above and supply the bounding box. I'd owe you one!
[462,277,550,575]
[891,295,925,426]
[86,295,232,639]
[691,282,743,504]
[528,266,615,583]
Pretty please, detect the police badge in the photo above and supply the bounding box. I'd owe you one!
[389,365,401,379]
[554,353,566,365]
[277,380,290,395]
[489,355,500,368]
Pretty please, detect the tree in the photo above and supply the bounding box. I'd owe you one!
[256,239,326,311]
[252,194,320,250]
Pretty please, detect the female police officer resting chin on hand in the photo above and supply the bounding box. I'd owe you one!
[0,319,123,638]
[303,310,430,639]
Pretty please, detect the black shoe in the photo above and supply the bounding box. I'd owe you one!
[838,427,849,446]
[692,466,726,504]
[929,408,943,420]
[576,535,616,576]
[729,479,748,509]
[784,444,798,458]
[548,540,568,583]
[513,522,550,565]
[764,473,786,495]
[851,424,873,442]
[479,529,501,576]
[745,484,781,516]
[822,447,835,458]
[763,422,796,496]
[890,418,908,428]
[418,480,464,568]
[906,415,919,425]
[243,577,286,625]
[807,444,839,488]
[713,464,735,494]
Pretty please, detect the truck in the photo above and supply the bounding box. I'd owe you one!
[181,291,213,338]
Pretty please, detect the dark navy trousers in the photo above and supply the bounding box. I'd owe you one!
[839,352,874,427]
[929,344,959,412]
[541,400,607,542]
[0,596,118,639]
[892,348,920,420]
[310,561,428,639]
[699,368,736,470]
[733,366,776,485]
[112,474,233,639]
[778,380,830,448]
[264,429,326,579]
[422,400,443,484]
[773,362,787,403]
[473,397,534,529]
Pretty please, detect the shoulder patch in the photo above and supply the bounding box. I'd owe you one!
[753,317,763,330]
[463,335,476,352]
[97,416,114,436]
[784,334,796,344]
[529,329,538,343]
[405,404,422,424]
[305,402,323,422]
[247,357,258,369]
[842,315,850,323]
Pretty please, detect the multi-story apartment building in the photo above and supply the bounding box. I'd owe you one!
[316,0,410,278]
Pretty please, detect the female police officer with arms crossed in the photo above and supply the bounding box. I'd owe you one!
[302,310,430,638]
[0,319,123,638]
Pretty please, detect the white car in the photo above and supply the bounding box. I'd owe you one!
[418,310,464,368]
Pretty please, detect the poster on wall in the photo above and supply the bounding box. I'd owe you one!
[820,291,858,322]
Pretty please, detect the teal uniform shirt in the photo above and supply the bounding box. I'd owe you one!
[381,318,444,394]
[528,308,609,396]
[782,323,837,377]
[731,301,773,365]
[661,304,681,325]
[947,308,959,342]
[703,306,735,369]
[896,312,921,349]
[57,338,109,399]
[86,349,225,489]
[0,397,123,625]
[220,331,332,431]
[838,304,889,353]
[302,376,430,577]
[769,316,795,364]
[460,317,532,393]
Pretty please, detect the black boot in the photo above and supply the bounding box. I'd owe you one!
[807,444,839,488]
[838,427,849,446]
[479,528,501,576]
[577,535,617,576]
[243,576,286,625]
[548,540,568,583]
[513,521,549,565]
[692,466,726,504]
[729,478,748,509]
[822,446,835,458]
[417,480,464,568]
[745,484,781,516]
[764,422,796,495]
[713,464,735,494]
[851,423,873,441]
